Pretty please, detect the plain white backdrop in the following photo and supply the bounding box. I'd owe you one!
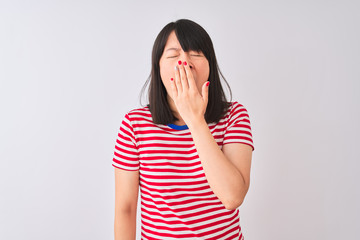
[0,0,359,239]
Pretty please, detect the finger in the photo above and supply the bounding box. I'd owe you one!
[174,64,182,93]
[178,61,189,91]
[183,61,197,91]
[202,81,209,103]
[170,77,178,99]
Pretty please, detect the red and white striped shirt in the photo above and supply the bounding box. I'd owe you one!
[112,101,254,240]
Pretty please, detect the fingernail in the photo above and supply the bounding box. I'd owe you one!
[206,81,210,86]
[171,78,173,81]
[184,61,187,66]
[178,60,182,65]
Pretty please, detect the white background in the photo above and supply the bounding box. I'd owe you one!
[0,0,359,239]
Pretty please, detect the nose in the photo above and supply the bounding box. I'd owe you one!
[180,53,193,69]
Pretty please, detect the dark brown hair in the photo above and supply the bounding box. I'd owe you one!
[140,19,232,125]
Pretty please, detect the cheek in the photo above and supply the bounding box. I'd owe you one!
[161,68,173,80]
[159,62,174,95]
[198,62,210,80]
[160,61,175,80]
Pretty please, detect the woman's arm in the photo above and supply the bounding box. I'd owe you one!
[114,168,140,240]
[188,119,253,210]
[170,60,253,210]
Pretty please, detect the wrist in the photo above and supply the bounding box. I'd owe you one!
[187,117,207,130]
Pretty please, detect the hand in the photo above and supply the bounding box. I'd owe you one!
[170,60,210,126]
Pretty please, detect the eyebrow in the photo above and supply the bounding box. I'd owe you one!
[165,47,181,52]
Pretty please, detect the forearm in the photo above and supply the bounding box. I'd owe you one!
[188,118,247,209]
[114,210,137,240]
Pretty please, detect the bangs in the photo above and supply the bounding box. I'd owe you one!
[174,21,211,57]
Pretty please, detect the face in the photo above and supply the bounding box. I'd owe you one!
[159,31,210,100]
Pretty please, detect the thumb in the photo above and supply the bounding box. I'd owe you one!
[202,81,209,103]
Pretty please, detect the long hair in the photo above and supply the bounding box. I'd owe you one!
[140,19,232,125]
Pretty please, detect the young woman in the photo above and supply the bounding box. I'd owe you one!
[113,19,254,240]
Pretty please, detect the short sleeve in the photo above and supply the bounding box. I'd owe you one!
[112,113,140,171]
[223,102,255,151]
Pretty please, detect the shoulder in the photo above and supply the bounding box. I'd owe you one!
[224,101,251,124]
[124,105,151,119]
[227,101,249,115]
[121,105,153,126]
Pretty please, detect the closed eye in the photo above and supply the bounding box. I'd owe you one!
[167,56,179,58]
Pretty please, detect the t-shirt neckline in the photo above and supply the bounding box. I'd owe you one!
[167,123,189,130]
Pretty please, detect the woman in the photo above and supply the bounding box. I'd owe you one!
[113,19,254,240]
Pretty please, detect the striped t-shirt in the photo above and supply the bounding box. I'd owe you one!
[112,101,254,240]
